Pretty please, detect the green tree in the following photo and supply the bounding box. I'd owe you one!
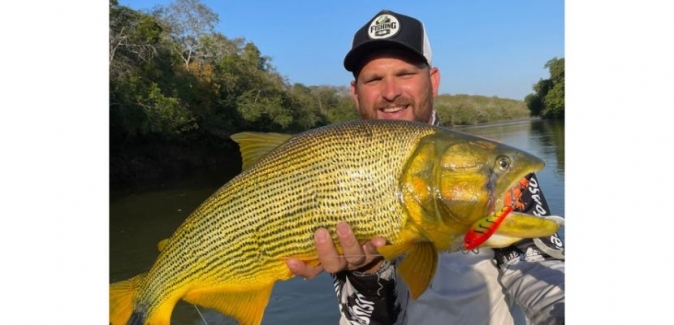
[526,57,564,119]
[109,0,163,79]
[152,0,219,69]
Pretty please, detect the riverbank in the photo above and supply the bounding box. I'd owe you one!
[110,140,241,190]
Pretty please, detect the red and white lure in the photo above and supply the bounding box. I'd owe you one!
[463,205,514,250]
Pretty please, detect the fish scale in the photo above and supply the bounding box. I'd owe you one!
[110,119,561,325]
[135,121,429,316]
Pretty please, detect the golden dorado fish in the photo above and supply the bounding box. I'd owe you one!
[109,119,563,325]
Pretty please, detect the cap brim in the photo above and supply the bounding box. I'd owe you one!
[343,40,427,72]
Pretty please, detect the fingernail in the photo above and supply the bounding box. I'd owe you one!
[287,259,297,270]
[336,222,350,237]
[373,237,387,247]
[315,228,329,243]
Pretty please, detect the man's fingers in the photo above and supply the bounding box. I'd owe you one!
[357,237,386,273]
[363,237,387,255]
[315,227,346,273]
[286,258,324,279]
[286,226,390,279]
[336,222,366,267]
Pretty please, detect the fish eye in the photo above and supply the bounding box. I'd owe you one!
[496,157,511,171]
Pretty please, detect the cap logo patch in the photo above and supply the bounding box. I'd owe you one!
[368,14,400,39]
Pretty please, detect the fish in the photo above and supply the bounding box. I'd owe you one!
[109,119,563,325]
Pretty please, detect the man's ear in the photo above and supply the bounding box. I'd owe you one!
[350,80,360,107]
[429,67,440,97]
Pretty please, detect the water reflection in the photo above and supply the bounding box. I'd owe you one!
[530,119,565,172]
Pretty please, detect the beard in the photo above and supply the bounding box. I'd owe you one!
[358,92,433,124]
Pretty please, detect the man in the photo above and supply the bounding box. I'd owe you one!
[286,9,565,325]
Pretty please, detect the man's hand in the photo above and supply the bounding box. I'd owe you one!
[286,222,388,279]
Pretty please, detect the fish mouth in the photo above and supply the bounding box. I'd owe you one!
[489,158,545,215]
[489,189,511,217]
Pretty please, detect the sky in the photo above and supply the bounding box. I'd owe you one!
[117,0,564,101]
[2,0,674,324]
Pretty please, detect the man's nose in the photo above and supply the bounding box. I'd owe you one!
[380,78,402,101]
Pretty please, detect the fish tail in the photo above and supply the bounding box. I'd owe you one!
[110,273,145,325]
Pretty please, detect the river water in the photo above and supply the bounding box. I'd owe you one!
[109,118,565,324]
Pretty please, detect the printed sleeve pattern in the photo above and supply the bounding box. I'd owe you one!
[332,260,404,325]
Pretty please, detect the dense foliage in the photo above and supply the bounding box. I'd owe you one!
[109,0,553,187]
[525,57,565,119]
[435,94,530,126]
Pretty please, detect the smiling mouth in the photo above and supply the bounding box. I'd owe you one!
[380,105,408,113]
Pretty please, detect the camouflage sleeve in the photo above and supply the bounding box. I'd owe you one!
[331,260,405,325]
[493,173,565,325]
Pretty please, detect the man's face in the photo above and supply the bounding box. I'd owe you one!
[350,52,440,123]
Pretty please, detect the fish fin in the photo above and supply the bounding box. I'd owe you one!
[230,132,293,170]
[396,241,438,300]
[492,213,563,240]
[376,241,414,261]
[183,282,274,325]
[109,273,145,325]
[376,224,425,261]
[157,238,169,252]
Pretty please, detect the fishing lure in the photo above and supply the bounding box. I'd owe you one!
[463,205,513,250]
